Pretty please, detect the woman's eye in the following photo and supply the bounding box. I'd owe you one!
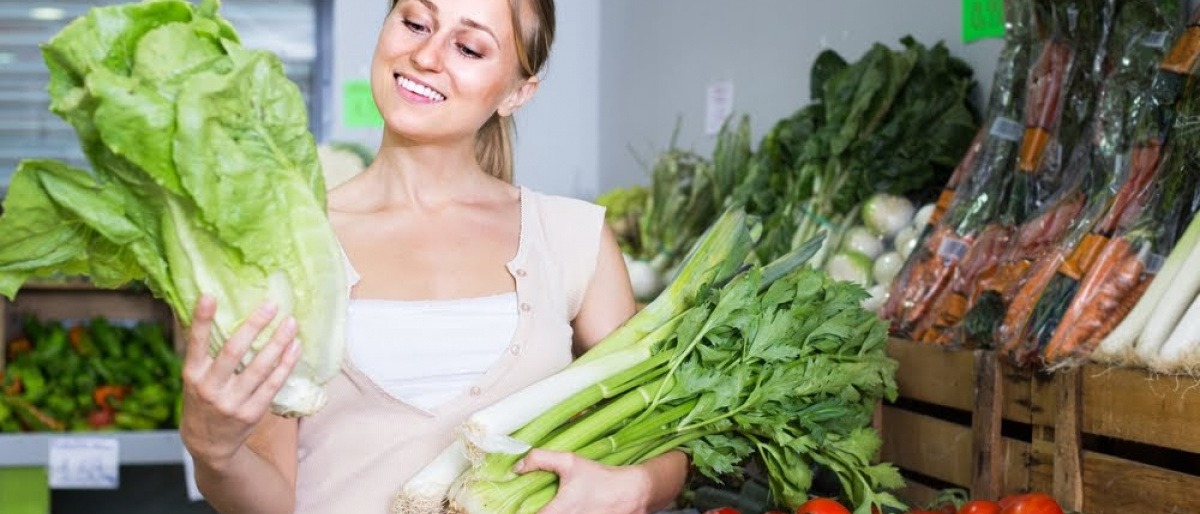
[403,19,428,33]
[457,44,482,59]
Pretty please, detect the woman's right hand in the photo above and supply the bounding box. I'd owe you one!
[179,295,302,471]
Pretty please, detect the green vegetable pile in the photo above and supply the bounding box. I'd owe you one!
[1,316,182,432]
[628,37,978,281]
[743,37,978,265]
[0,0,346,417]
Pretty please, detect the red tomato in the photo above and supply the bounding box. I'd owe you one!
[998,493,1063,514]
[796,498,852,514]
[702,508,741,514]
[959,500,1002,514]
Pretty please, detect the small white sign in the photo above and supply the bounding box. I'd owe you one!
[182,448,205,501]
[48,437,119,489]
[705,80,735,135]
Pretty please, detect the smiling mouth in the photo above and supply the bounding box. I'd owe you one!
[395,73,446,102]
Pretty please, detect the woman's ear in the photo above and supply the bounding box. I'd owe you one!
[498,76,539,117]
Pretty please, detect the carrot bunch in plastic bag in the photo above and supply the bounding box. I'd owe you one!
[883,0,1037,338]
[968,0,1181,357]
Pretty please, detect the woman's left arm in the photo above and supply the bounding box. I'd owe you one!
[521,225,687,514]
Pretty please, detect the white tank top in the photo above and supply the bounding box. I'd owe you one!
[345,293,519,413]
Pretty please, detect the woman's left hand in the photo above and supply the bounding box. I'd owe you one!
[516,448,653,514]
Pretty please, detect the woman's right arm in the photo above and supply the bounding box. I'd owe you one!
[180,296,303,514]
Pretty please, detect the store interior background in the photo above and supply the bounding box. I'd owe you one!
[4,0,1200,512]
[329,0,1005,200]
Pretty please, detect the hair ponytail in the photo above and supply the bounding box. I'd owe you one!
[476,114,516,183]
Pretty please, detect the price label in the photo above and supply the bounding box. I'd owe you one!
[938,237,970,262]
[1142,31,1169,49]
[48,438,119,489]
[705,80,735,136]
[989,116,1023,142]
[343,80,384,128]
[962,0,1005,43]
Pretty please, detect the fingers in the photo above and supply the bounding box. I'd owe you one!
[242,337,303,417]
[208,302,280,381]
[233,316,298,393]
[516,449,577,477]
[183,295,218,375]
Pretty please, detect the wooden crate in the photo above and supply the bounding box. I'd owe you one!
[881,339,1200,514]
[880,339,1034,504]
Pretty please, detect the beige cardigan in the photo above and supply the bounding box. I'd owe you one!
[295,188,605,513]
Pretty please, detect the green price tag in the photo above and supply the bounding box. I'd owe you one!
[0,467,49,514]
[963,0,1005,43]
[343,80,384,128]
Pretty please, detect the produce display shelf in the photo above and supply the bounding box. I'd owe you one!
[880,338,1200,514]
[0,430,184,467]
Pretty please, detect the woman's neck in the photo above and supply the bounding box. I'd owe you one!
[365,135,494,209]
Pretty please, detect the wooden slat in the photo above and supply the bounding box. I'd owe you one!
[882,406,973,486]
[971,349,1004,500]
[1001,437,1032,496]
[887,340,1032,421]
[1080,364,1200,454]
[1054,369,1083,510]
[1028,371,1056,494]
[888,339,975,410]
[1081,451,1200,514]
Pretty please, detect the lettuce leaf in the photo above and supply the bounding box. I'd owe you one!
[0,0,346,416]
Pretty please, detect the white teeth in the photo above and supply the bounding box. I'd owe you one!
[397,75,445,102]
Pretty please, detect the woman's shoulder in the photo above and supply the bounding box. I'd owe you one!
[521,186,605,220]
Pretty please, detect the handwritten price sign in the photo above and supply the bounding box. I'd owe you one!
[963,0,1005,43]
[48,438,119,489]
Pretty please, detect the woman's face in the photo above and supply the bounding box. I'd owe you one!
[371,0,537,144]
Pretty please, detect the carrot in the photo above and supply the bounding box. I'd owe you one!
[914,225,1012,344]
[1042,237,1142,362]
[1096,141,1163,235]
[996,252,1062,352]
[1019,40,1072,172]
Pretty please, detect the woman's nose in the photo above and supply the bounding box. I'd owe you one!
[411,36,444,72]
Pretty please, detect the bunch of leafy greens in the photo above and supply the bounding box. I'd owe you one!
[391,211,903,514]
[447,233,903,514]
[738,37,978,264]
[0,0,346,416]
[638,118,753,274]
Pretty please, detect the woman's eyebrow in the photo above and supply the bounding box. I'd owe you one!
[416,0,500,45]
[461,18,499,45]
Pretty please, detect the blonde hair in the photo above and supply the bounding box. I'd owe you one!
[389,0,556,183]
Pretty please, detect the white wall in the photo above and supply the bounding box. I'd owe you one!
[597,1,1004,194]
[328,0,389,149]
[327,0,601,198]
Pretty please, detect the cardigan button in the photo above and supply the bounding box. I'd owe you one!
[515,268,527,277]
[510,345,521,355]
[470,386,482,396]
[520,302,532,312]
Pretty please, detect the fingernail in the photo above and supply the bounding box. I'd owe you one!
[288,340,301,356]
[283,317,298,332]
[513,459,525,473]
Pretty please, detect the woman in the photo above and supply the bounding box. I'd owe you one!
[178,0,689,513]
